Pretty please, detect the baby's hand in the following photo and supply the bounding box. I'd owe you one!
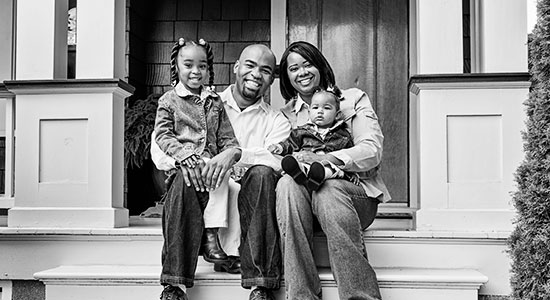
[347,173,361,186]
[267,144,282,154]
[181,154,200,169]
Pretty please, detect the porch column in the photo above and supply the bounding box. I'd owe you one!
[409,74,529,231]
[76,0,126,79]
[412,0,463,74]
[15,0,68,79]
[476,0,528,72]
[5,80,133,228]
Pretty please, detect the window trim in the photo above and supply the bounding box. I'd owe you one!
[0,85,15,206]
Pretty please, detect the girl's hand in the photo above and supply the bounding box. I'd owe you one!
[180,159,206,192]
[182,154,200,168]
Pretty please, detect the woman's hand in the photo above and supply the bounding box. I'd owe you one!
[294,151,345,167]
[202,148,242,191]
[293,151,326,164]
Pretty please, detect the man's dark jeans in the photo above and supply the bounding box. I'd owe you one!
[160,169,208,288]
[238,165,282,289]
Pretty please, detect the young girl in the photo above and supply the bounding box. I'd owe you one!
[155,38,240,300]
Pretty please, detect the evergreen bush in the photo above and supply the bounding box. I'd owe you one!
[508,1,550,298]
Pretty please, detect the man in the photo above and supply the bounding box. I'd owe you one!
[152,44,290,300]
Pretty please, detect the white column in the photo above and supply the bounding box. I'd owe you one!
[477,0,528,72]
[0,0,14,81]
[6,80,132,228]
[409,76,529,231]
[76,0,126,79]
[412,0,463,74]
[15,0,67,80]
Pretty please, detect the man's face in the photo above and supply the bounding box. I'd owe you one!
[233,45,276,105]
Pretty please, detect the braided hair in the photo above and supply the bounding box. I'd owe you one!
[170,38,215,89]
[198,39,215,89]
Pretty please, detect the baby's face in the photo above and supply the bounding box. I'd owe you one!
[309,92,339,128]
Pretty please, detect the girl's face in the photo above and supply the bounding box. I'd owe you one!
[309,92,338,128]
[176,45,208,94]
[286,52,321,100]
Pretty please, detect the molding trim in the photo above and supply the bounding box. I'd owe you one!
[3,79,135,96]
[0,280,13,300]
[0,84,14,98]
[408,72,531,94]
[35,265,487,291]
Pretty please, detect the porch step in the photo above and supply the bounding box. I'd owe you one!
[34,265,487,300]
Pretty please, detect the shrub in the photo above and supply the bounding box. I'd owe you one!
[124,94,160,169]
[508,1,550,298]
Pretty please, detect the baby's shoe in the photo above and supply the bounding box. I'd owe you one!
[281,155,308,185]
[307,162,326,191]
[308,161,345,191]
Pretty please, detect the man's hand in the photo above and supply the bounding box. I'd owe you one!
[267,144,283,154]
[202,148,242,190]
[180,159,206,192]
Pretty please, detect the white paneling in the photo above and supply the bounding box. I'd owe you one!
[413,83,527,231]
[447,115,502,183]
[39,119,88,183]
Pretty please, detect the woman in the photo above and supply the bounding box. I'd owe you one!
[275,41,391,300]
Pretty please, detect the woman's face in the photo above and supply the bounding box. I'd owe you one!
[286,52,321,99]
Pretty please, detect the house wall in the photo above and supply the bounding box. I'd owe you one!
[127,0,270,100]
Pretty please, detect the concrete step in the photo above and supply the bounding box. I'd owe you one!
[34,265,487,300]
[0,220,510,296]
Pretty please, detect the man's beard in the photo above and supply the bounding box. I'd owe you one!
[242,85,261,101]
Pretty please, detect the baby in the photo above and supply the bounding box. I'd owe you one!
[268,86,359,190]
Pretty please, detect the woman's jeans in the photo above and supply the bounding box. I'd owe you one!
[160,169,208,288]
[238,165,282,289]
[276,175,381,300]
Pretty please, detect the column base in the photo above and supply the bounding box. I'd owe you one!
[415,208,515,231]
[7,207,129,228]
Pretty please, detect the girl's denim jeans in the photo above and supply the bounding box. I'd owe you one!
[160,169,208,288]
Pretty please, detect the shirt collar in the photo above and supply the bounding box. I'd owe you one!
[293,94,309,113]
[305,117,345,132]
[222,85,269,113]
[174,82,217,100]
